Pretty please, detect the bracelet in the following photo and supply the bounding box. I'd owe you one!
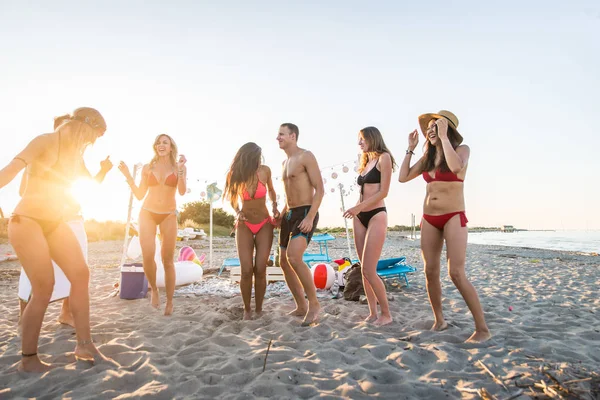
[406,150,415,155]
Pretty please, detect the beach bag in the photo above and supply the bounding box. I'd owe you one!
[343,262,364,301]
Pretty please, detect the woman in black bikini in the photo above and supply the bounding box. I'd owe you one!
[0,107,117,372]
[18,114,113,328]
[224,143,279,320]
[118,134,187,316]
[343,127,396,326]
[398,110,491,343]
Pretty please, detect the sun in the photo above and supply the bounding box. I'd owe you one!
[69,179,126,221]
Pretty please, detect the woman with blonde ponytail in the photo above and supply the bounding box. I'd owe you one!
[0,107,117,372]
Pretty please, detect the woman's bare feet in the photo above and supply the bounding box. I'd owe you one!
[465,329,492,343]
[57,312,75,328]
[150,288,160,309]
[373,315,393,327]
[254,310,264,319]
[287,306,307,317]
[164,301,174,316]
[74,342,119,368]
[18,354,53,373]
[431,320,448,331]
[363,314,378,323]
[243,310,253,320]
[301,303,321,327]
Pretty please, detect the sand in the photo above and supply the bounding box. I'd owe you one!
[0,233,599,399]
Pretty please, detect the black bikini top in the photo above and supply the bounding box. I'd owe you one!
[21,131,75,185]
[357,159,381,194]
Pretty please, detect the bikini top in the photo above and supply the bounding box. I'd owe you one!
[22,131,73,184]
[243,174,267,201]
[422,170,464,183]
[357,160,381,194]
[147,170,178,187]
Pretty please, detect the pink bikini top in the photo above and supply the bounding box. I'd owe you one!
[243,176,267,201]
[422,170,464,183]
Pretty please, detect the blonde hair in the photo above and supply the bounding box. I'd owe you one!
[55,116,98,156]
[150,134,178,167]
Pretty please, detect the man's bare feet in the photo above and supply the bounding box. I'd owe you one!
[374,315,393,327]
[150,288,160,309]
[301,304,320,327]
[18,355,53,373]
[164,302,173,316]
[243,310,253,320]
[287,307,307,317]
[364,314,378,323]
[58,313,75,328]
[465,329,492,343]
[431,320,448,332]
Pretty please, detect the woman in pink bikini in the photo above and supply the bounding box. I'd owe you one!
[224,142,279,320]
[118,134,187,316]
[398,110,491,343]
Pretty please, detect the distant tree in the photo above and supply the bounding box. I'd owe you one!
[179,201,235,227]
[389,225,420,232]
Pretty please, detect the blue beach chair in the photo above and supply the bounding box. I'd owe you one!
[376,257,417,288]
[219,233,336,275]
[302,233,335,264]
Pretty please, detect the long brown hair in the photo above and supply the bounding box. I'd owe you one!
[224,142,262,210]
[150,134,178,167]
[358,127,397,173]
[422,121,462,173]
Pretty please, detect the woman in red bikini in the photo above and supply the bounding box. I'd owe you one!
[343,127,396,327]
[398,110,491,343]
[118,134,187,316]
[0,107,117,372]
[224,142,279,320]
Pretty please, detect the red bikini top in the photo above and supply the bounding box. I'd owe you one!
[147,171,178,187]
[422,170,464,183]
[243,175,267,201]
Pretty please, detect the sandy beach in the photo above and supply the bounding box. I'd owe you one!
[0,233,599,399]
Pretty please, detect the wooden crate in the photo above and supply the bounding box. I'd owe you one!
[229,266,286,283]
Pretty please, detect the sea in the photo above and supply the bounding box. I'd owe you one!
[467,230,600,254]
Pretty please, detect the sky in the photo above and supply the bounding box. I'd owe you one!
[1,0,599,230]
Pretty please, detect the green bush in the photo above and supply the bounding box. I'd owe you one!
[179,201,235,228]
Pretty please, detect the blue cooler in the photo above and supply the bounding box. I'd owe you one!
[120,263,149,300]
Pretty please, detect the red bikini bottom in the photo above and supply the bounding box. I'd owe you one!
[240,217,275,235]
[422,211,468,231]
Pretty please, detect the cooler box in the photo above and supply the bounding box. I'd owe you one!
[120,263,149,300]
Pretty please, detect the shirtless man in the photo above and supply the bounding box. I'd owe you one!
[276,123,325,326]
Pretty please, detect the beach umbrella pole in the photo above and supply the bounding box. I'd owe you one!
[209,201,213,269]
[338,183,353,259]
[120,164,140,266]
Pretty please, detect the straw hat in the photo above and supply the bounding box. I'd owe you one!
[418,110,463,145]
